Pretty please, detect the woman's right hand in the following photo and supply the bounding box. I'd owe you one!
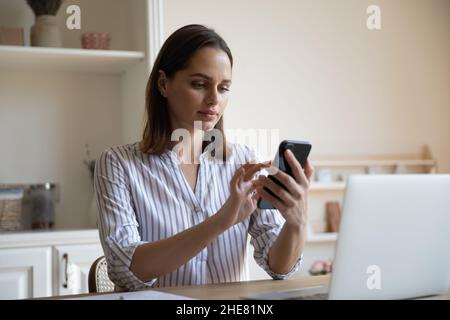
[216,162,271,230]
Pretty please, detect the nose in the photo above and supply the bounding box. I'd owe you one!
[205,88,219,106]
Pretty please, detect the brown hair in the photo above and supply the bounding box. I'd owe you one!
[140,24,233,161]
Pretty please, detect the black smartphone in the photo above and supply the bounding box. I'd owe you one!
[257,140,312,210]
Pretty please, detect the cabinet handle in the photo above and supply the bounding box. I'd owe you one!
[62,253,69,289]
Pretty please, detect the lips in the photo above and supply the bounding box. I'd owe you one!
[197,110,218,122]
[198,110,218,115]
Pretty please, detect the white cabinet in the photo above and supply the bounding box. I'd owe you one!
[0,247,52,299]
[54,244,104,296]
[0,229,102,299]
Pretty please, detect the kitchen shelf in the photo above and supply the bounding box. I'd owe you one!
[306,146,437,249]
[311,146,437,174]
[313,159,436,168]
[0,45,145,75]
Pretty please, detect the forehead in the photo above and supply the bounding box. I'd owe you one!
[182,47,232,81]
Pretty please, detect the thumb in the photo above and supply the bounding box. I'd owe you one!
[231,167,244,186]
[245,180,259,195]
[250,193,260,209]
[251,190,261,202]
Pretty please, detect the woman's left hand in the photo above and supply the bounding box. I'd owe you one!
[255,149,314,227]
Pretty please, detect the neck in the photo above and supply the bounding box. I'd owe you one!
[169,126,204,165]
[190,128,204,164]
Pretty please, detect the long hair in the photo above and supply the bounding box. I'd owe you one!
[140,24,233,161]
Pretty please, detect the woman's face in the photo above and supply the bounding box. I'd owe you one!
[158,47,232,133]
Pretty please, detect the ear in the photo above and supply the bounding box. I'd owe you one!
[157,70,169,98]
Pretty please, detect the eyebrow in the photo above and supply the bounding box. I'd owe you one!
[188,73,232,84]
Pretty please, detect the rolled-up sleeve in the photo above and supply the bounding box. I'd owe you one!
[94,149,156,290]
[244,145,302,279]
[248,208,302,279]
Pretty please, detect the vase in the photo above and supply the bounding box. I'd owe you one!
[30,15,62,47]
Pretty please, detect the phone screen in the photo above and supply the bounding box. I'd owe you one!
[257,140,311,210]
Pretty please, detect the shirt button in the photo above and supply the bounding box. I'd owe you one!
[194,206,201,213]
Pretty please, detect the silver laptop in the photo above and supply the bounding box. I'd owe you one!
[247,174,450,300]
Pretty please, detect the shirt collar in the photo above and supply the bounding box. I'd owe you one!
[159,142,220,164]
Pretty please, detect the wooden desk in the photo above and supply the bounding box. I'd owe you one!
[152,275,329,300]
[44,275,450,300]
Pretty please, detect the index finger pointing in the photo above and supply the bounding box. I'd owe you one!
[243,161,271,181]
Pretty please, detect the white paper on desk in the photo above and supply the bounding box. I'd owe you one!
[67,290,196,300]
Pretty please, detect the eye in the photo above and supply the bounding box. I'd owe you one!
[219,86,230,93]
[191,81,206,89]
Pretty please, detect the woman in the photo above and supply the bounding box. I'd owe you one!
[94,24,314,291]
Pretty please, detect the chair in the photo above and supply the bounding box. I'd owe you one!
[88,256,115,293]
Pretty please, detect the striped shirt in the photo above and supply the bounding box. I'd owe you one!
[94,141,301,290]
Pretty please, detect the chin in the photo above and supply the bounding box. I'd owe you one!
[202,122,217,131]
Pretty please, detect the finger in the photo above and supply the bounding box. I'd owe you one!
[238,163,264,177]
[270,170,302,198]
[256,186,286,212]
[304,159,314,182]
[242,161,271,181]
[249,193,260,211]
[240,163,253,172]
[259,176,296,207]
[241,161,270,169]
[251,191,261,202]
[231,167,244,186]
[284,149,303,183]
[285,149,309,188]
[240,176,261,196]
[244,180,259,195]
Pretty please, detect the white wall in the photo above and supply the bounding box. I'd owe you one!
[0,71,123,229]
[163,0,450,172]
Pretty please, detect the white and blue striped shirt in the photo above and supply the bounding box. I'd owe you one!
[94,142,301,290]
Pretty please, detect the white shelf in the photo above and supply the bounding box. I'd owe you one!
[0,229,100,249]
[307,232,338,243]
[310,182,346,191]
[312,159,436,167]
[0,45,145,75]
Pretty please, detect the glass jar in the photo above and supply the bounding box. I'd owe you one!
[29,183,55,229]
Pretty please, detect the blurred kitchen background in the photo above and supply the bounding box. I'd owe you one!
[0,0,448,299]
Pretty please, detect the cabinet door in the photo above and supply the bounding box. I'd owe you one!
[0,247,52,299]
[54,243,104,296]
